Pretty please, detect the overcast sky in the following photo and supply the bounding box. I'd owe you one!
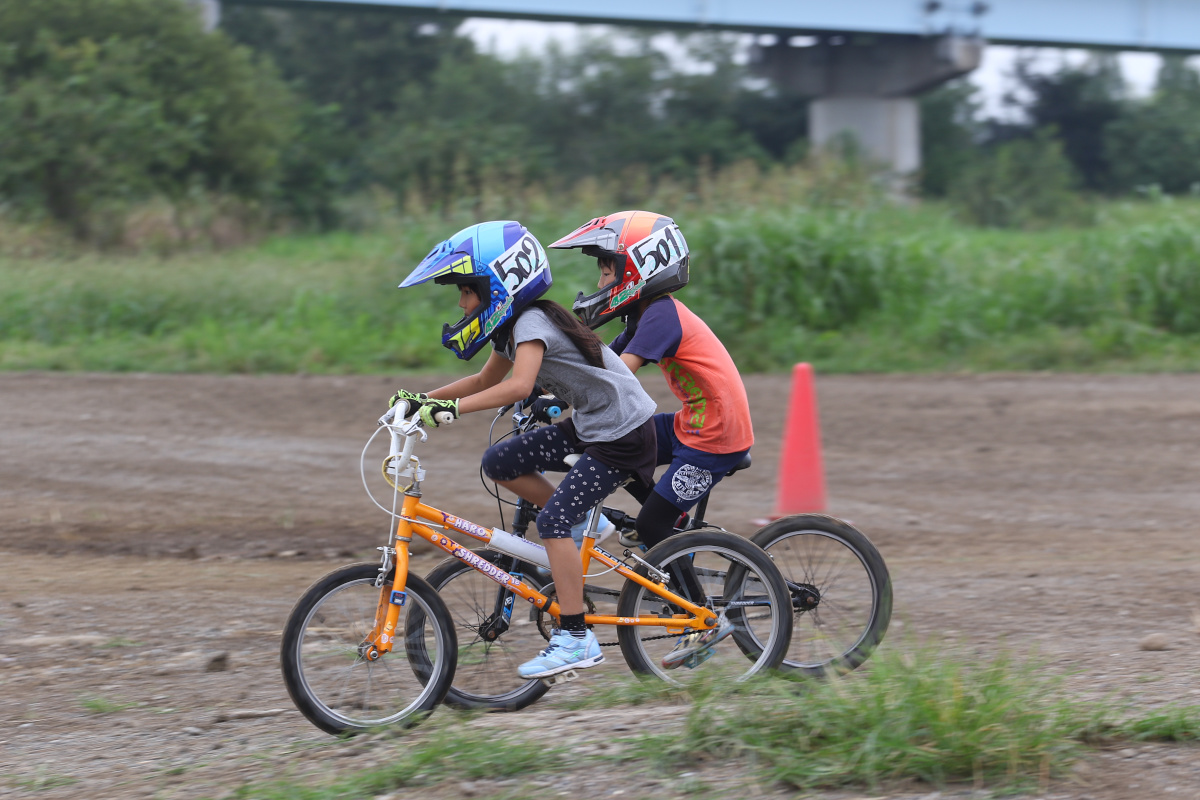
[460,17,1173,120]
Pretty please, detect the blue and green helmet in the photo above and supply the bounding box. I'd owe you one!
[400,220,552,360]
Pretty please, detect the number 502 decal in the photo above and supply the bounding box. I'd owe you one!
[489,233,547,294]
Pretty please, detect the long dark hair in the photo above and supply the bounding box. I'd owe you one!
[527,299,607,369]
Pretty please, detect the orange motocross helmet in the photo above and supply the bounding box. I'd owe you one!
[549,210,689,329]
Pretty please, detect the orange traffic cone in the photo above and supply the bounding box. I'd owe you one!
[756,363,827,524]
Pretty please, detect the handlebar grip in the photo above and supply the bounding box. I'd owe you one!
[546,405,562,419]
[433,411,455,426]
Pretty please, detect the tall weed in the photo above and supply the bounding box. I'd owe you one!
[2,191,1200,374]
[948,130,1092,230]
[1111,220,1200,334]
[652,647,1095,791]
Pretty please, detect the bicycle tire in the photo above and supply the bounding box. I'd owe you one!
[616,530,792,685]
[747,514,892,676]
[280,563,457,735]
[421,550,551,712]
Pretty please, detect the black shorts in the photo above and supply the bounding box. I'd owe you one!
[553,416,657,488]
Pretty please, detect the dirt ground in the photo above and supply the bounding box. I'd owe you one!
[2,371,1199,799]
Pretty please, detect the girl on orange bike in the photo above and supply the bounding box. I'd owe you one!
[391,220,657,680]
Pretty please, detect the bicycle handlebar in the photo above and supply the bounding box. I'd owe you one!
[377,396,553,485]
[378,400,455,429]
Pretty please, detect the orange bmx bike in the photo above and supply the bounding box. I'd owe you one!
[280,400,795,735]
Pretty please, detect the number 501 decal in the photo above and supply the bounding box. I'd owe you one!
[628,224,688,280]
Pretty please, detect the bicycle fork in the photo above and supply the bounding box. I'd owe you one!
[362,491,420,659]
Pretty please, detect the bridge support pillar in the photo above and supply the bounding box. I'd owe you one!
[810,96,921,174]
[754,34,983,175]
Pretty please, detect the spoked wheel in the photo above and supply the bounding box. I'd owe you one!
[420,550,551,712]
[616,530,792,685]
[280,563,456,735]
[749,515,892,677]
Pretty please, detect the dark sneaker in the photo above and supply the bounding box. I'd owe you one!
[661,616,735,670]
[618,529,642,549]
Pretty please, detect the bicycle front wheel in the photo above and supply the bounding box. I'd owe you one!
[750,515,892,676]
[422,550,550,712]
[280,563,456,735]
[616,530,792,685]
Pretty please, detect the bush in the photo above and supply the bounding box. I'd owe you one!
[918,80,983,198]
[1106,99,1200,195]
[1114,220,1200,334]
[0,0,295,237]
[947,130,1090,230]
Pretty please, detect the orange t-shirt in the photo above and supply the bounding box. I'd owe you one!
[610,296,754,454]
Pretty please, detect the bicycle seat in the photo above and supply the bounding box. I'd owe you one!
[725,453,752,477]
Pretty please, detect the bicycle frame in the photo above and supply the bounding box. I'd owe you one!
[364,406,720,657]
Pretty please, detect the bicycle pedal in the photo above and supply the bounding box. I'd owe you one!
[541,669,579,687]
[682,647,717,670]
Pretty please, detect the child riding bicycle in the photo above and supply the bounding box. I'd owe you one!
[391,220,657,680]
[551,210,754,547]
[550,211,755,663]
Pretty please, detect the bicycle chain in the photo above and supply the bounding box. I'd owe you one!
[538,602,682,646]
[598,632,679,646]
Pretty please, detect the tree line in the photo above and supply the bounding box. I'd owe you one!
[3,0,1199,239]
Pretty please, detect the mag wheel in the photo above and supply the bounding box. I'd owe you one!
[421,550,551,712]
[615,530,792,685]
[280,563,456,735]
[750,515,892,676]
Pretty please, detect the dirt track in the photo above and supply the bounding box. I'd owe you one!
[2,371,1199,799]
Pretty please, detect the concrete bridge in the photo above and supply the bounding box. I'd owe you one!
[208,0,1200,172]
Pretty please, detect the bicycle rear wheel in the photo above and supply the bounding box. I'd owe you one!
[280,563,456,735]
[616,530,792,685]
[749,515,892,676]
[422,550,550,712]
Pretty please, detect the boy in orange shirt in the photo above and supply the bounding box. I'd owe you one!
[551,211,755,666]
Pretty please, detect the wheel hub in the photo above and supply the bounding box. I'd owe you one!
[791,583,820,611]
[477,613,509,642]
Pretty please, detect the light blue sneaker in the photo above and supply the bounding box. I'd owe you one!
[569,510,616,547]
[517,629,605,678]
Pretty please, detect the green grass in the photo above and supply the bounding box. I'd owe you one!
[1111,704,1200,742]
[8,770,80,791]
[224,648,1200,799]
[650,648,1098,791]
[78,694,138,714]
[97,636,144,649]
[3,191,1200,374]
[228,720,565,799]
[562,660,761,710]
